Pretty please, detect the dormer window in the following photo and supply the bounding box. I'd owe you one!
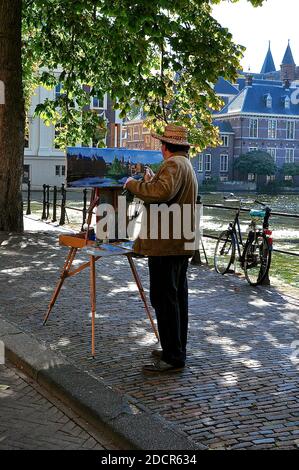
[285,95,291,109]
[265,93,272,108]
[221,135,229,147]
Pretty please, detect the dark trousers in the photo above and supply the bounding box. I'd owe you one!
[148,256,189,367]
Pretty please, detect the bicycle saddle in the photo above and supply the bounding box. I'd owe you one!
[250,209,266,218]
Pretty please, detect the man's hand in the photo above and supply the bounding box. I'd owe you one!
[144,167,155,183]
[124,177,135,188]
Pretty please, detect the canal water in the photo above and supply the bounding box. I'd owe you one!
[24,190,299,288]
[200,193,299,289]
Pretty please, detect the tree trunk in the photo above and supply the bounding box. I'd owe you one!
[0,0,24,232]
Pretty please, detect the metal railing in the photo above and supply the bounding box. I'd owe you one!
[24,181,88,231]
[24,183,298,260]
[202,202,299,258]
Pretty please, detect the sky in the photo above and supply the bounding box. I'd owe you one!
[212,0,299,73]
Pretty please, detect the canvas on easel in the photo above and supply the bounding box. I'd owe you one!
[66,146,163,242]
[66,147,162,189]
[43,147,162,355]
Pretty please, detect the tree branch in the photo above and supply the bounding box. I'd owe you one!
[160,42,168,124]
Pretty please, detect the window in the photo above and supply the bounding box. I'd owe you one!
[126,127,132,141]
[221,135,229,147]
[23,165,30,183]
[266,94,272,108]
[133,126,140,141]
[220,154,228,172]
[220,176,228,182]
[144,135,150,146]
[55,83,64,100]
[284,175,293,181]
[249,119,258,138]
[205,154,211,172]
[198,154,203,172]
[267,148,277,162]
[284,96,291,110]
[92,96,104,109]
[122,127,128,140]
[55,165,65,177]
[285,148,295,163]
[286,121,295,140]
[268,120,277,139]
[266,175,275,182]
[248,173,255,181]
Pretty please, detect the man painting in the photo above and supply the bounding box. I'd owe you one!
[125,125,198,374]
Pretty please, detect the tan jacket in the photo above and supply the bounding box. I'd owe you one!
[126,154,198,256]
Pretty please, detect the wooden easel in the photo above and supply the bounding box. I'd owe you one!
[43,188,159,357]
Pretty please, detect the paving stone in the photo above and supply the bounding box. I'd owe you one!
[230,442,254,449]
[1,231,299,449]
[0,363,118,450]
[252,438,276,444]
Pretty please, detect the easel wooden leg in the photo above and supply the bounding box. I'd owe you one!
[43,247,77,325]
[90,255,96,357]
[126,254,159,341]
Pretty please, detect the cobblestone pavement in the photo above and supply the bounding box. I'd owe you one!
[1,231,299,450]
[0,362,120,450]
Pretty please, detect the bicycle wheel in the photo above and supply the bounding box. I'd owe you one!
[243,233,271,286]
[214,230,236,274]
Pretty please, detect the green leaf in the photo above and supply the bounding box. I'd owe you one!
[22,0,267,148]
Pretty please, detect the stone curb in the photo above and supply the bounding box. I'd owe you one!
[0,318,206,451]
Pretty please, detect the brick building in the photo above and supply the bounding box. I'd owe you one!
[121,119,160,151]
[196,42,299,185]
[121,42,299,187]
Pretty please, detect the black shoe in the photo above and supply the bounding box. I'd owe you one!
[142,360,185,375]
[151,349,163,359]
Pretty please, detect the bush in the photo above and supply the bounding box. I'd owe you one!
[283,179,294,187]
[234,151,277,176]
[282,163,299,176]
[258,180,281,194]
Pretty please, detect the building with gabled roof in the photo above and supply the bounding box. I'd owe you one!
[121,42,299,186]
[193,42,299,186]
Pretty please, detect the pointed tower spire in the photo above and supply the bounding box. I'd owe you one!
[260,41,276,74]
[281,40,295,65]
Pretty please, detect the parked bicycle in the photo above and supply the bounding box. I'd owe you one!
[214,194,273,286]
